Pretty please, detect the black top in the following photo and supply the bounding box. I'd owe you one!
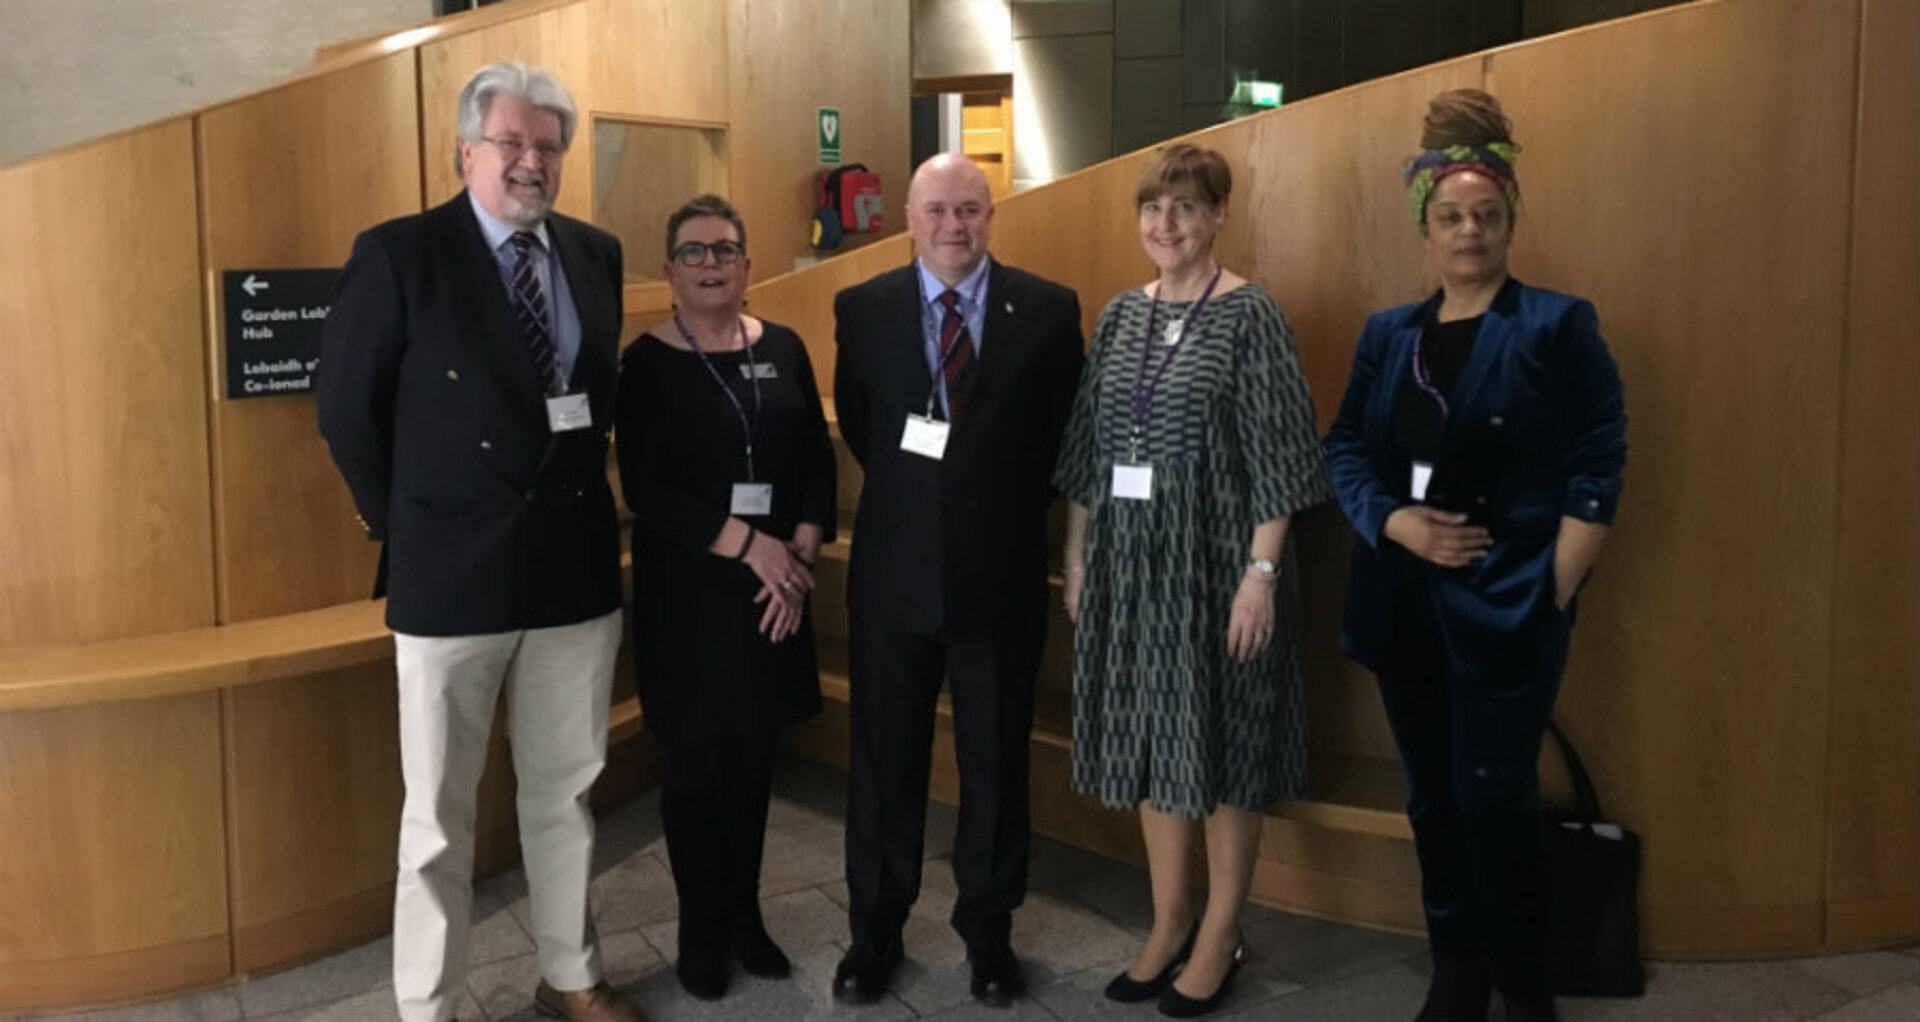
[614,321,835,743]
[1393,313,1482,461]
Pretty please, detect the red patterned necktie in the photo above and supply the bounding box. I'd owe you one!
[938,288,976,420]
[509,232,564,395]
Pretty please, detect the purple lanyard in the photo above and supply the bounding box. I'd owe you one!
[1410,325,1448,421]
[1127,268,1222,458]
[675,314,762,481]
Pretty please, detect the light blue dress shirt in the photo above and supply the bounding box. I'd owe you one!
[914,256,990,418]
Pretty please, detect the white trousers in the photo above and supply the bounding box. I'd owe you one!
[390,609,622,1022]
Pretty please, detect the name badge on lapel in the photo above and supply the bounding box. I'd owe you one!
[740,362,779,380]
[546,393,592,433]
[900,414,950,460]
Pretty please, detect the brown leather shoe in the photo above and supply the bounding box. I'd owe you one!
[533,980,642,1022]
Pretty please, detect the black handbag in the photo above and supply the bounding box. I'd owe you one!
[1545,721,1647,997]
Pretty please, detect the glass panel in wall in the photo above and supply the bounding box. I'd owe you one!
[591,118,729,282]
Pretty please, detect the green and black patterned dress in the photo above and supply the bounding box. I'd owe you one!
[1053,284,1333,818]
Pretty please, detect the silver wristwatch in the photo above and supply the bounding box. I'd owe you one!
[1248,558,1278,578]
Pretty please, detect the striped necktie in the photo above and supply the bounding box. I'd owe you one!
[938,288,976,420]
[509,232,564,395]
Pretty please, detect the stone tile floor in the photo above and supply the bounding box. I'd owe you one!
[26,757,1919,1022]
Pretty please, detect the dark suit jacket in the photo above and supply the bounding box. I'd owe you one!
[1325,278,1626,675]
[317,192,625,636]
[833,261,1084,638]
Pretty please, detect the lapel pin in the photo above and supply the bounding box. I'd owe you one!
[1004,301,1015,315]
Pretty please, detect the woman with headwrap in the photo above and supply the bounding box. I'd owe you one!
[1324,90,1627,1022]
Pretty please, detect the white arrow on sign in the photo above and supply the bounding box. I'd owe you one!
[242,273,269,297]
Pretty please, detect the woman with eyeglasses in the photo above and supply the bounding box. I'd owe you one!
[614,193,835,1001]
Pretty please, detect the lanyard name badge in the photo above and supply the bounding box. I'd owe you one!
[900,270,987,461]
[1408,327,1447,502]
[1114,268,1222,500]
[676,315,772,516]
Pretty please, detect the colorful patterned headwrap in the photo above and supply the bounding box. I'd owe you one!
[1403,142,1520,228]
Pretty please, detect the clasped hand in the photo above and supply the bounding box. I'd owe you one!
[1384,506,1491,568]
[742,526,820,642]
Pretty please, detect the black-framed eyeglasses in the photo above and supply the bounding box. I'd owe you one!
[672,240,746,266]
[478,135,565,161]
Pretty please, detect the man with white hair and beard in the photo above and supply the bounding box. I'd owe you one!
[318,62,638,1022]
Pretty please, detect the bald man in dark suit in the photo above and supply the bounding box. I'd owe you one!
[830,154,1084,1009]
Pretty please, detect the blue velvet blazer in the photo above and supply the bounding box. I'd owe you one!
[1324,278,1627,676]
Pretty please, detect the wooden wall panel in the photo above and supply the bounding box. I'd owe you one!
[197,52,421,623]
[727,0,912,277]
[1824,0,1920,948]
[989,149,1156,339]
[1489,0,1859,949]
[420,2,595,217]
[0,695,229,1011]
[585,0,728,126]
[0,120,215,644]
[746,234,913,398]
[593,119,728,282]
[225,663,403,973]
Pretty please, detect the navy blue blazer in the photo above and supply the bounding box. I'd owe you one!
[318,192,625,636]
[1325,278,1626,675]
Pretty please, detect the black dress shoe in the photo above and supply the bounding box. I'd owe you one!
[1105,922,1200,1002]
[1500,993,1559,1022]
[967,941,1027,1008]
[732,923,792,979]
[1414,953,1491,1022]
[1157,941,1248,1018]
[832,935,902,1004]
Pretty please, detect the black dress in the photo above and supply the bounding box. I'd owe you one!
[615,321,835,744]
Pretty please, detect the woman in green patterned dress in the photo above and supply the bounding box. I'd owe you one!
[1055,144,1332,1018]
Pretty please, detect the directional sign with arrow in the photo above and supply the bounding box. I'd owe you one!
[221,268,339,399]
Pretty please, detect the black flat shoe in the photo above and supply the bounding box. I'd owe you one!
[732,924,792,979]
[1413,953,1491,1022]
[832,935,902,1004]
[675,942,729,1001]
[1500,993,1559,1022]
[1105,922,1200,1003]
[1157,941,1248,1018]
[968,940,1027,1008]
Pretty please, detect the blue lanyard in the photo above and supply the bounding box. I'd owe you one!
[1126,268,1222,459]
[675,314,762,481]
